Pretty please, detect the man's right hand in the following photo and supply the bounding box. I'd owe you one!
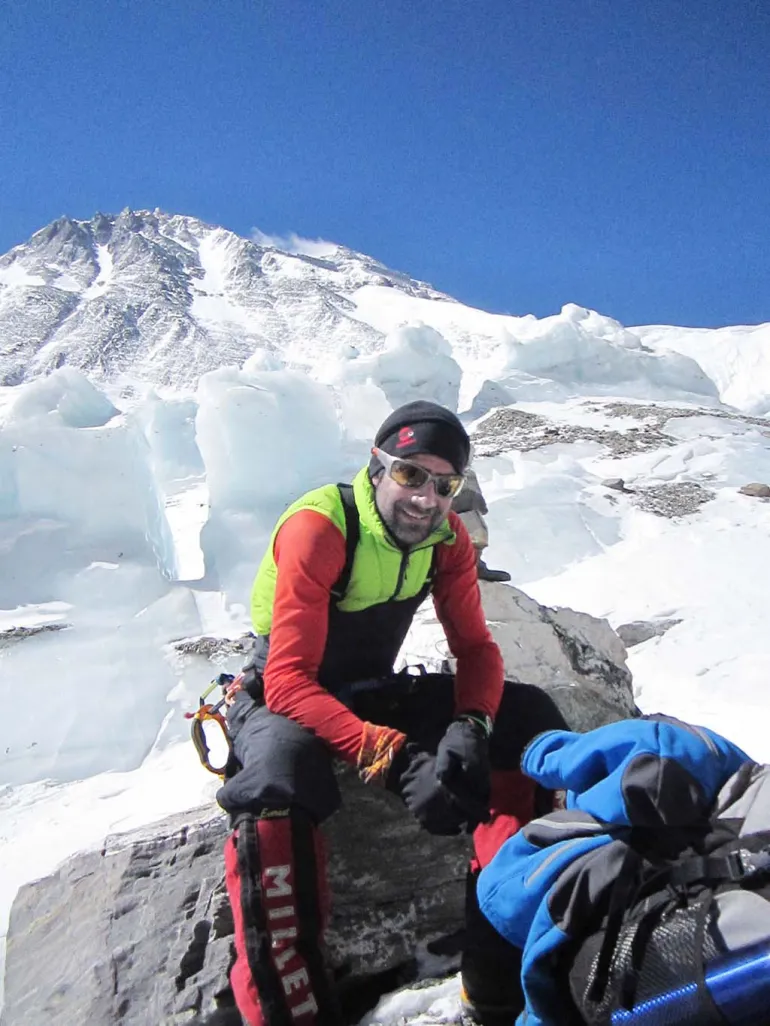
[386,744,468,836]
[435,716,492,828]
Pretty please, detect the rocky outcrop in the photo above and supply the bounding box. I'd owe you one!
[2,588,635,1025]
[442,583,637,732]
[2,775,471,1026]
[616,618,682,648]
[601,477,631,492]
[0,623,70,647]
[472,400,770,464]
[600,479,716,518]
[173,635,255,659]
[631,481,715,518]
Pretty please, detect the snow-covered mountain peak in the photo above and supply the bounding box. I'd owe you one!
[0,210,448,388]
[2,209,770,415]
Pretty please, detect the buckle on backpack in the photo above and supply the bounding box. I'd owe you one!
[726,848,770,882]
[726,850,752,881]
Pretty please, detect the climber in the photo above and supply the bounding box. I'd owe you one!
[216,399,567,1026]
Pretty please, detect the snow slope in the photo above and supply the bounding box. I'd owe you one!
[635,321,770,414]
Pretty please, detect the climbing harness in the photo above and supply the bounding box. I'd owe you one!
[185,672,238,776]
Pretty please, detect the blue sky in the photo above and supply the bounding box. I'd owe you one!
[1,0,768,327]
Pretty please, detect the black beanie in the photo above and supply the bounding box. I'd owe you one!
[371,400,471,475]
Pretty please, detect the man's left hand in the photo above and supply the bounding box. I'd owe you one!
[435,715,492,826]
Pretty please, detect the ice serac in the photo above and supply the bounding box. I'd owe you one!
[194,362,344,598]
[0,367,173,584]
[634,321,770,414]
[493,304,719,405]
[320,323,463,412]
[0,369,203,787]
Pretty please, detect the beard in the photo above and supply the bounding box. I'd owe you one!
[382,500,444,546]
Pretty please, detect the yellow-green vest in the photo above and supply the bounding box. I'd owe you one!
[250,467,456,688]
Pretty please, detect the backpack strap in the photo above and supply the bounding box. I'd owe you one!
[670,844,770,887]
[330,483,360,601]
[329,483,439,602]
[416,547,438,601]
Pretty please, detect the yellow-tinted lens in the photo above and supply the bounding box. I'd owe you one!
[391,460,464,498]
[435,475,464,499]
[390,459,430,489]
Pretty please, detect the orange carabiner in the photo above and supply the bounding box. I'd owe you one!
[186,673,246,776]
[189,702,231,776]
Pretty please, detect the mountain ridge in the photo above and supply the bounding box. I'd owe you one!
[0,209,449,388]
[2,209,770,413]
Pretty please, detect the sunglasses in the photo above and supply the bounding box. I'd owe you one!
[372,448,465,500]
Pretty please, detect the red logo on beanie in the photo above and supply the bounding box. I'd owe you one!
[396,426,415,449]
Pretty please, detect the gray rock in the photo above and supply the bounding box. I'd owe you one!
[456,508,488,549]
[632,482,714,518]
[0,623,70,647]
[739,482,770,498]
[601,478,630,492]
[173,634,255,659]
[2,777,470,1026]
[615,618,683,648]
[451,469,488,516]
[471,402,770,461]
[475,583,636,731]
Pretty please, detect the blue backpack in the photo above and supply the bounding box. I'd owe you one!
[477,717,770,1026]
[567,761,770,1025]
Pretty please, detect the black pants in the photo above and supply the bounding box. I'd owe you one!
[222,672,567,823]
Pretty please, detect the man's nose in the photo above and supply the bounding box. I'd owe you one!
[411,481,439,506]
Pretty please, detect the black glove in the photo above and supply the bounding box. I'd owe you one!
[434,715,492,827]
[386,744,467,836]
[239,662,265,704]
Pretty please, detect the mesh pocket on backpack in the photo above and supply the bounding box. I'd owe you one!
[568,895,722,1026]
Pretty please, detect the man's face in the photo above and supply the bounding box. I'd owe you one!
[373,452,456,546]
